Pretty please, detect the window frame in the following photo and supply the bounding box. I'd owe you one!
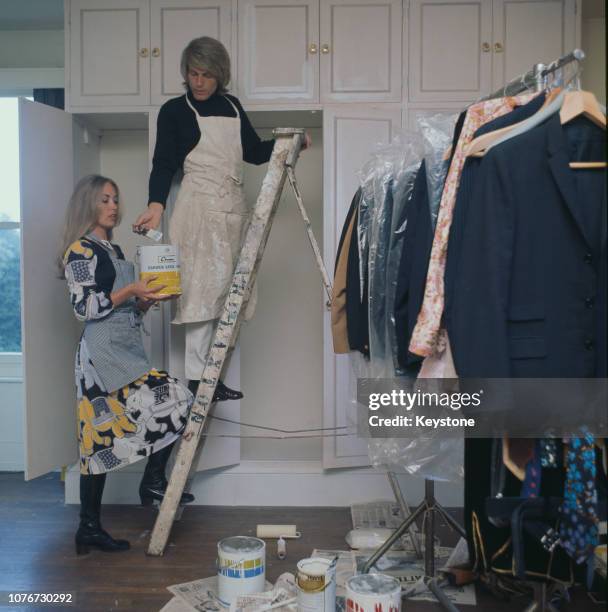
[0,94,27,359]
[0,223,23,361]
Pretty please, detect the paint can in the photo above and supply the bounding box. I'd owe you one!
[296,557,337,612]
[217,536,266,605]
[345,573,401,612]
[136,244,181,296]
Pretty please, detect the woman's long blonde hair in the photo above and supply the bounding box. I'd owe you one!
[58,174,121,272]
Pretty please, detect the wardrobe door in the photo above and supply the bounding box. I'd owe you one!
[150,0,233,106]
[19,99,81,479]
[409,0,493,103]
[237,0,319,104]
[68,0,151,108]
[491,0,577,90]
[323,105,402,468]
[319,0,402,103]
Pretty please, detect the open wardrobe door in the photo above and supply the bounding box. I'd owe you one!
[19,99,81,480]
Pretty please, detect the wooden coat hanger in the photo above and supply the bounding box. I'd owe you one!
[560,90,606,169]
[560,89,606,128]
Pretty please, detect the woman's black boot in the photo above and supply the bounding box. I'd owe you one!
[188,379,243,402]
[139,443,195,506]
[75,473,130,555]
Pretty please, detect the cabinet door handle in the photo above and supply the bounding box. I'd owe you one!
[494,42,504,53]
[139,48,149,58]
[152,47,160,58]
[481,42,490,53]
[309,43,318,54]
[321,44,330,54]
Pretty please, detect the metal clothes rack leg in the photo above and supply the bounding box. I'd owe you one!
[363,479,466,612]
[387,471,423,559]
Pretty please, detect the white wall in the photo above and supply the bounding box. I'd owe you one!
[0,30,64,94]
[581,18,606,105]
[0,30,63,68]
[65,459,463,507]
[99,129,150,262]
[240,127,324,461]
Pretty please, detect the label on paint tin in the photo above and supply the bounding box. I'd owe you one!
[297,559,333,592]
[137,245,181,296]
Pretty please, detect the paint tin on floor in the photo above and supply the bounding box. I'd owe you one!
[345,573,401,612]
[217,536,266,605]
[296,557,337,612]
[136,244,181,296]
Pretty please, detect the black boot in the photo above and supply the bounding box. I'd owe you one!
[187,379,199,397]
[215,380,244,401]
[75,473,130,555]
[188,379,243,402]
[139,443,195,506]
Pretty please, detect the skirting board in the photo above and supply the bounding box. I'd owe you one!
[65,461,463,507]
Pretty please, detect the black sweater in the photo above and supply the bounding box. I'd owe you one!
[149,90,275,206]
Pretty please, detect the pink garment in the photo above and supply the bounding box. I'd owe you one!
[409,93,538,358]
[417,330,458,379]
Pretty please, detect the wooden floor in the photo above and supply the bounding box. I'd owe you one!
[0,472,603,612]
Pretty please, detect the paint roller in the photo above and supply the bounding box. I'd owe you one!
[256,525,301,560]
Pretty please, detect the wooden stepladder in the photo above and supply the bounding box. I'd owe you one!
[147,129,332,556]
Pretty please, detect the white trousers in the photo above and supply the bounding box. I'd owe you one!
[184,319,218,381]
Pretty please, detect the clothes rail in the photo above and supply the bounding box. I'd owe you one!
[484,48,585,101]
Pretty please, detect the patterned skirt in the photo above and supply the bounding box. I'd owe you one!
[76,338,192,474]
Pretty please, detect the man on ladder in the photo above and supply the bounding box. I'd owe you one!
[133,36,312,409]
[147,128,326,556]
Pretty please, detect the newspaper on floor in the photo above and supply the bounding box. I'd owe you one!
[167,576,273,612]
[160,596,196,612]
[351,501,404,530]
[353,548,476,606]
[350,501,420,551]
[229,573,297,612]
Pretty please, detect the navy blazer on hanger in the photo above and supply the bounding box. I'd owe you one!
[394,162,432,371]
[450,112,606,378]
[444,93,547,326]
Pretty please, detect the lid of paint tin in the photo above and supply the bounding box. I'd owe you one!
[346,573,401,595]
[297,558,333,577]
[219,536,265,553]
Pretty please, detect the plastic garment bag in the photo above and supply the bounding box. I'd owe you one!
[357,131,424,377]
[368,436,464,483]
[352,119,465,483]
[366,372,465,483]
[417,113,459,229]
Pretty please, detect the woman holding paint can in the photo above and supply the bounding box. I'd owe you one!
[133,36,310,402]
[60,174,195,555]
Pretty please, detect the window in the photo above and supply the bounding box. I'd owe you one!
[0,98,22,354]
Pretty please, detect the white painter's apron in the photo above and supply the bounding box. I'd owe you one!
[170,95,257,324]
